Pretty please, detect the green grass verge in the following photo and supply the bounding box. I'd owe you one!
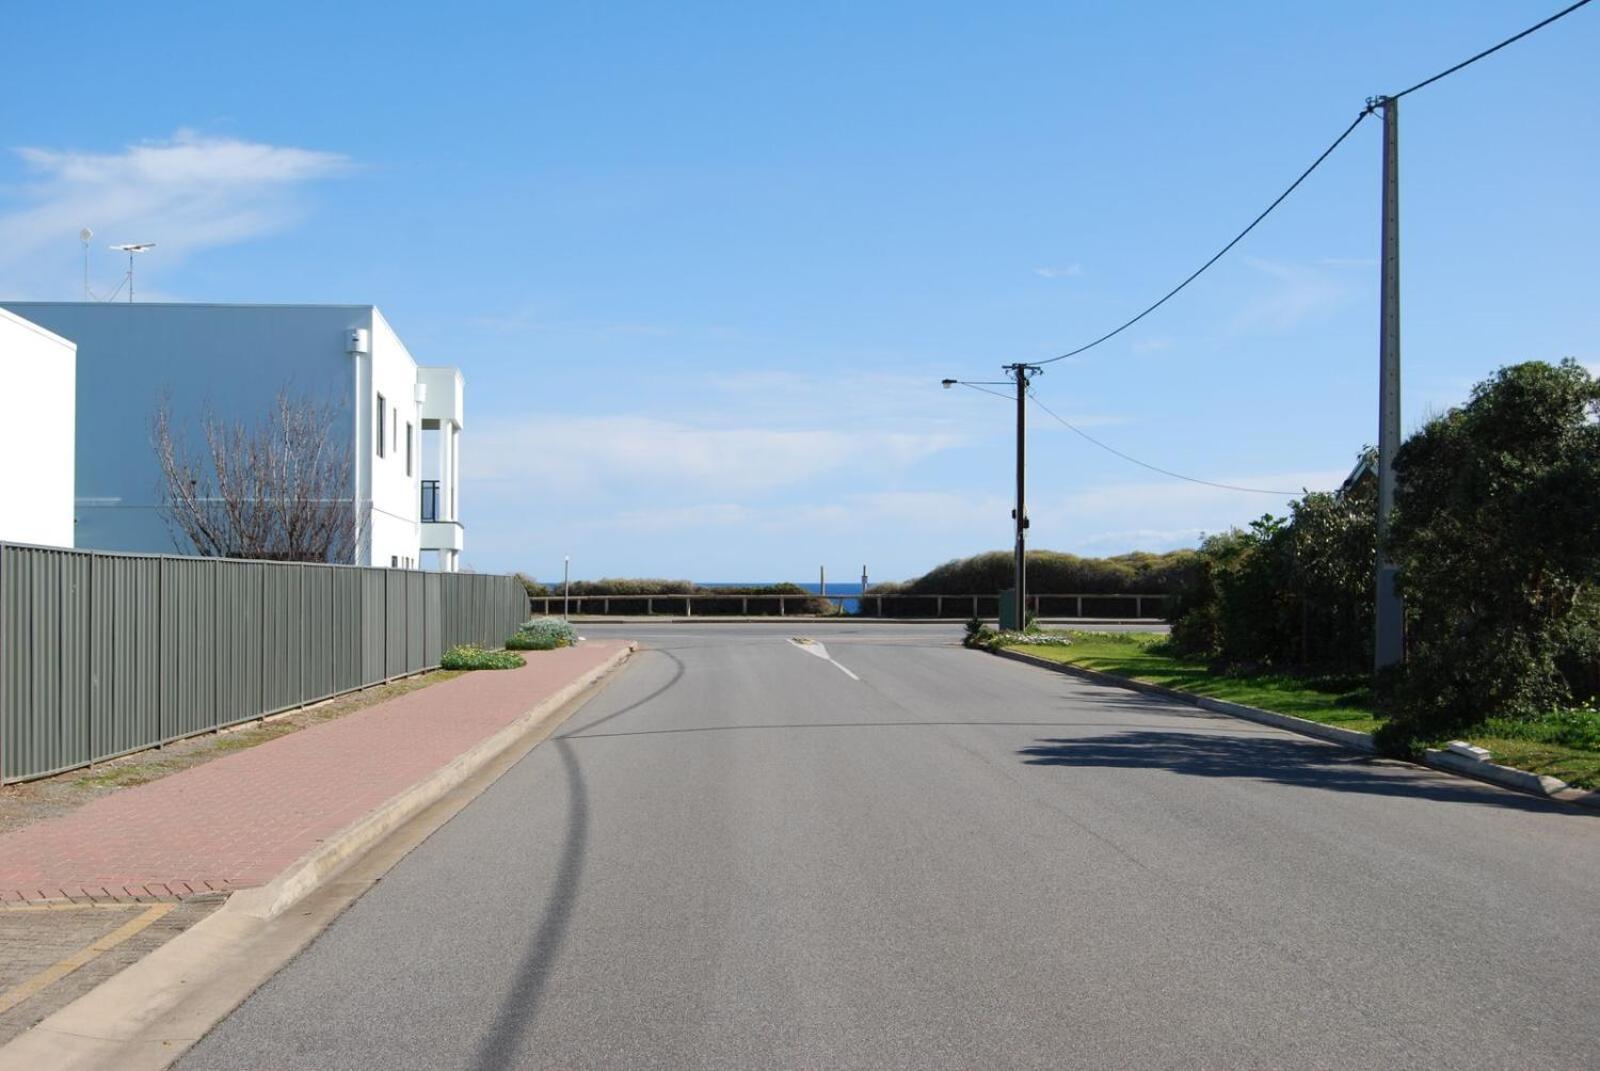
[991,631,1600,790]
[1002,631,1381,733]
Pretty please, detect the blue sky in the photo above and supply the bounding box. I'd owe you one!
[4,1,1595,582]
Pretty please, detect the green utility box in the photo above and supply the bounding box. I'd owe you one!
[998,588,1021,632]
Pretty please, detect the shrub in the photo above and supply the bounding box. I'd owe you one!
[441,644,526,670]
[516,572,551,598]
[879,549,1197,597]
[506,632,560,651]
[1167,479,1374,674]
[1387,359,1600,738]
[515,616,578,647]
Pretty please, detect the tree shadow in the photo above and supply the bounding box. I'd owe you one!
[1018,730,1594,817]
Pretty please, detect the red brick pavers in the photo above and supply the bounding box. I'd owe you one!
[0,643,628,903]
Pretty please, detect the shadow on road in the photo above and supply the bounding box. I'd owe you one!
[1019,730,1593,817]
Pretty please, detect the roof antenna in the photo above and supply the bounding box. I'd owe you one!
[108,242,155,302]
[79,228,93,299]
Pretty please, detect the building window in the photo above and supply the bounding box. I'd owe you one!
[376,393,386,457]
[393,408,398,455]
[405,422,414,477]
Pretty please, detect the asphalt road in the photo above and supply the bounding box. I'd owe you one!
[182,623,1600,1070]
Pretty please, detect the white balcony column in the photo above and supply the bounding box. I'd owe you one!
[435,420,451,520]
[450,424,460,521]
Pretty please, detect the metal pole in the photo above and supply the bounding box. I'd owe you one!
[820,565,825,614]
[1010,364,1035,630]
[1374,95,1405,670]
[563,556,570,621]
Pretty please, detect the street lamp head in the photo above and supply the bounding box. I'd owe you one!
[941,379,957,389]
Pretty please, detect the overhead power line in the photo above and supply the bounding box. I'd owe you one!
[958,379,1306,495]
[1033,0,1593,367]
[1036,110,1371,367]
[1389,0,1593,100]
[1028,391,1305,496]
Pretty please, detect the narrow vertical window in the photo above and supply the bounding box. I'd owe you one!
[405,422,414,477]
[376,393,386,457]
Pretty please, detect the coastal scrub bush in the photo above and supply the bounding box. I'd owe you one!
[441,644,526,670]
[1385,359,1600,738]
[1167,478,1374,673]
[881,549,1197,597]
[514,617,578,648]
[516,572,551,598]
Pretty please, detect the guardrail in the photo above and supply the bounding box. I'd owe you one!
[0,542,527,784]
[528,592,1169,620]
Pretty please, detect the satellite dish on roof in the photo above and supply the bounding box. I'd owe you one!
[108,242,156,302]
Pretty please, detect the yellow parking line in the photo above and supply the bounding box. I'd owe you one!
[0,902,175,1016]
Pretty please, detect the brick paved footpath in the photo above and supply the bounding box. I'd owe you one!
[0,643,629,904]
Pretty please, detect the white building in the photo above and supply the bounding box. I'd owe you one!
[0,302,465,571]
[0,308,76,547]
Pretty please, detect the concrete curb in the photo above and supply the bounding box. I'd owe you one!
[990,646,1600,812]
[0,642,636,1071]
[231,641,635,921]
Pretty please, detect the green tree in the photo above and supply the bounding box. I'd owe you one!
[1388,359,1600,735]
[1289,485,1374,670]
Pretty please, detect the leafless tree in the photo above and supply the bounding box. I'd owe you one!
[153,390,366,562]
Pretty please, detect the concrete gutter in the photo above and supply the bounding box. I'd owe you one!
[0,643,636,1071]
[991,647,1600,812]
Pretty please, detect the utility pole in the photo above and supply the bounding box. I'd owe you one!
[1372,95,1404,671]
[563,555,571,621]
[939,365,1040,630]
[1009,363,1041,630]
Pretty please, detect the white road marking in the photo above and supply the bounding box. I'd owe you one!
[786,638,861,681]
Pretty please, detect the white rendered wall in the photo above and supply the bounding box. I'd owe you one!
[0,309,75,547]
[0,302,361,557]
[364,308,424,568]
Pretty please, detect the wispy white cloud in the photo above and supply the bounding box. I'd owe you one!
[470,415,963,494]
[0,129,348,297]
[1033,264,1084,279]
[1230,257,1352,334]
[610,490,1011,539]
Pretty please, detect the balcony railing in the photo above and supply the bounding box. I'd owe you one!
[421,480,441,522]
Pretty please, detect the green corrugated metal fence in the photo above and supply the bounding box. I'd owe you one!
[0,542,526,783]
